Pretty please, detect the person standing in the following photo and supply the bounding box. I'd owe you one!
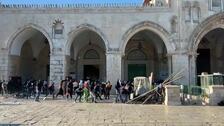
[35,80,43,102]
[94,82,102,101]
[82,81,89,102]
[43,80,55,100]
[74,87,83,103]
[49,80,55,99]
[73,80,79,95]
[115,79,122,103]
[1,80,7,96]
[56,80,64,98]
[67,79,73,99]
[105,81,112,100]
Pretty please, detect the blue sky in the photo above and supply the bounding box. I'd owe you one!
[1,0,143,4]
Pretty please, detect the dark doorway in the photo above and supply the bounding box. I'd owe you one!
[84,65,100,80]
[196,49,211,75]
[128,64,146,80]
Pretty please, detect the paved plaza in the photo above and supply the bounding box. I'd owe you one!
[0,97,224,126]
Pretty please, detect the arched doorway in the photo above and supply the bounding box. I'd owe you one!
[9,27,51,82]
[123,30,168,81]
[196,28,224,75]
[66,29,106,81]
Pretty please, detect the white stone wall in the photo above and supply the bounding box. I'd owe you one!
[0,0,223,87]
[208,85,224,106]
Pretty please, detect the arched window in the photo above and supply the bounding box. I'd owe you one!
[127,49,147,60]
[84,49,100,59]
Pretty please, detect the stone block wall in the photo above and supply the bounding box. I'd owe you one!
[0,50,9,81]
[165,85,181,106]
[49,54,65,85]
[208,85,224,106]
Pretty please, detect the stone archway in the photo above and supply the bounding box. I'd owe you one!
[66,26,107,81]
[8,25,52,82]
[122,29,169,81]
[65,24,109,56]
[121,21,172,81]
[121,21,173,55]
[7,24,53,54]
[189,12,224,84]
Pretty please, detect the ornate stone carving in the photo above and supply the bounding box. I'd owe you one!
[210,0,223,11]
[53,19,64,39]
[84,49,100,59]
[183,1,191,22]
[170,16,178,33]
[192,1,200,23]
[127,49,147,60]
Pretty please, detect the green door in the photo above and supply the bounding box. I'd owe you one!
[128,64,146,80]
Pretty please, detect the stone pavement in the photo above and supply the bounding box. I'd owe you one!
[0,97,224,126]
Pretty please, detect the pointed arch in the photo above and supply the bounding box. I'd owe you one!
[121,21,173,55]
[7,23,53,56]
[189,12,224,53]
[65,23,109,56]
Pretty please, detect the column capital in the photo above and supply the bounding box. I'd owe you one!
[50,48,64,56]
[167,51,188,57]
[106,50,122,55]
[167,51,198,57]
[187,51,198,57]
[0,48,9,54]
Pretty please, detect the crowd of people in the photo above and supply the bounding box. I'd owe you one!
[54,78,113,103]
[0,77,115,103]
[0,76,141,103]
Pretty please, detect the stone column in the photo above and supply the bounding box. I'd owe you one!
[49,38,67,86]
[49,53,64,84]
[165,85,181,106]
[106,51,122,94]
[0,49,9,81]
[189,54,197,85]
[171,54,190,85]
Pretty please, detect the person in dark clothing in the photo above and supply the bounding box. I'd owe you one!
[74,87,83,102]
[42,80,48,99]
[43,80,55,100]
[0,80,2,96]
[73,80,79,95]
[26,80,34,99]
[105,81,112,100]
[101,82,106,99]
[94,83,102,100]
[35,80,43,102]
[67,80,73,99]
[115,79,123,103]
[56,80,64,98]
[49,81,55,99]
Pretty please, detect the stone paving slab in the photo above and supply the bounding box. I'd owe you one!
[0,97,224,126]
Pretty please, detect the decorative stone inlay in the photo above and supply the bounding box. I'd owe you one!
[53,19,64,39]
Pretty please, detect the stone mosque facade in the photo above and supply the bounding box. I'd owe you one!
[0,0,224,87]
